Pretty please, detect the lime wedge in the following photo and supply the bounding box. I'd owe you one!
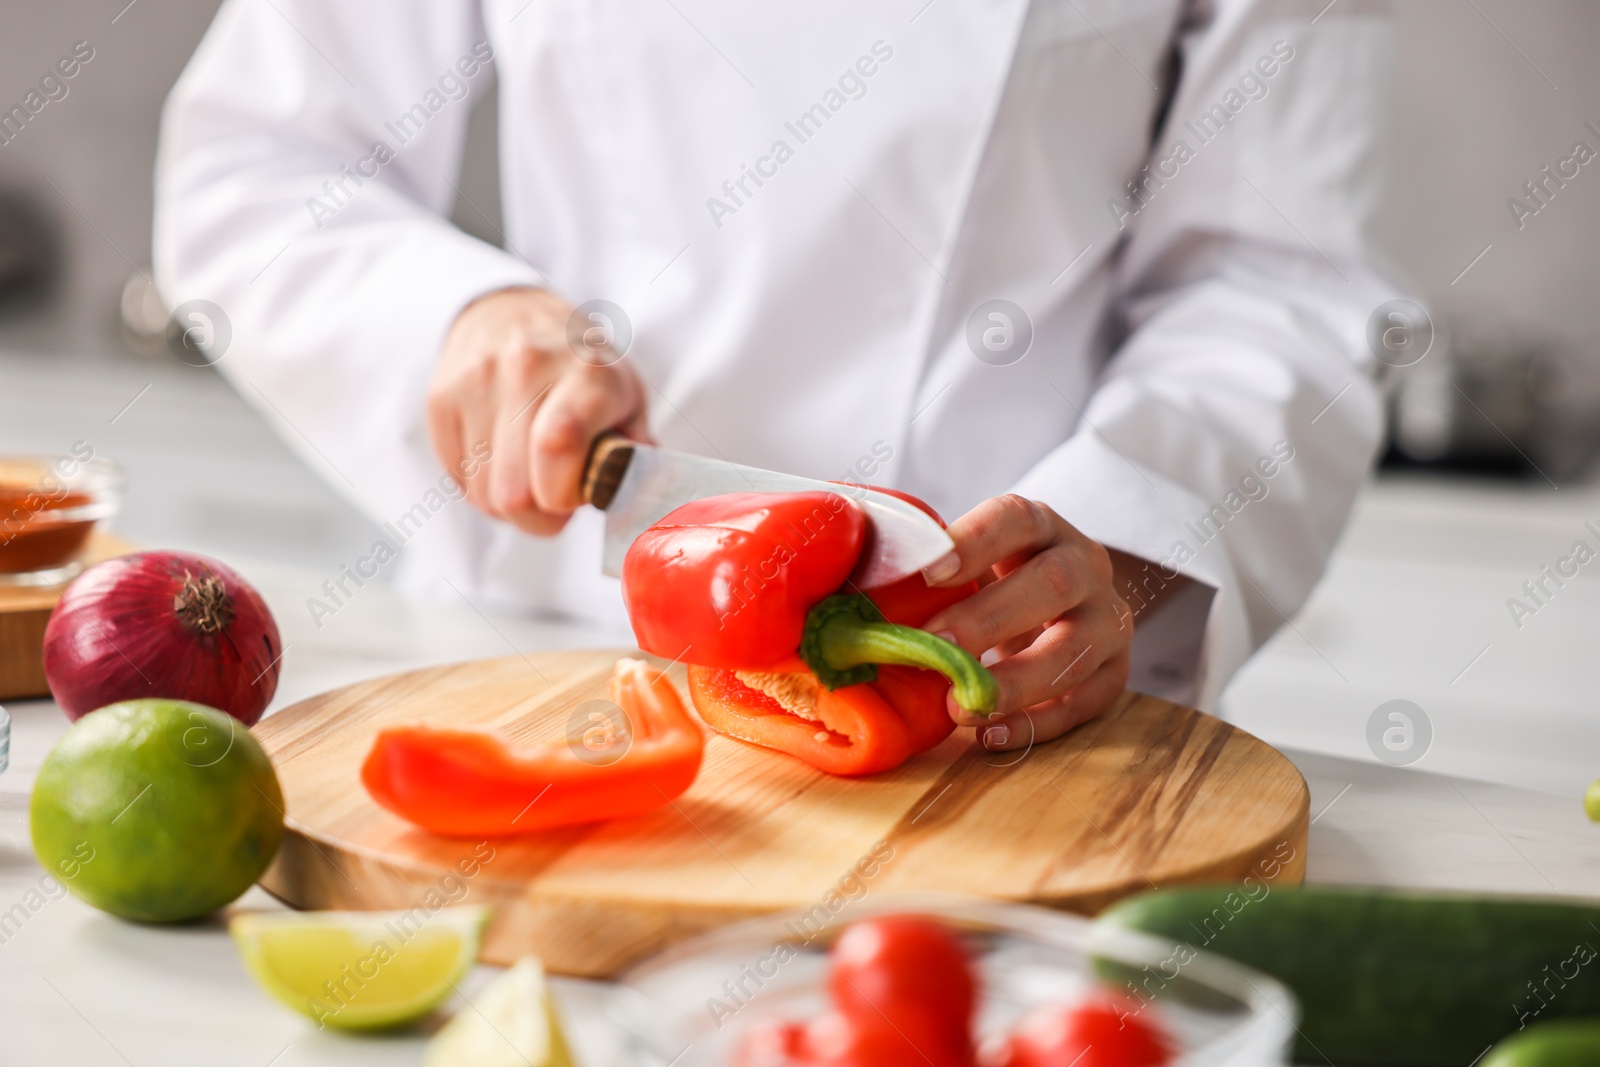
[230,906,489,1030]
[424,956,574,1067]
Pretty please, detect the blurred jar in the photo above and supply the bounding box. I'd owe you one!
[0,454,124,585]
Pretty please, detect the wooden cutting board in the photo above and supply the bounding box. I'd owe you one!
[0,532,134,701]
[253,650,1308,978]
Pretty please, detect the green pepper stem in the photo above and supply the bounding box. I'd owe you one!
[800,594,998,716]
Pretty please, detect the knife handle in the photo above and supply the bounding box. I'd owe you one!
[581,431,636,510]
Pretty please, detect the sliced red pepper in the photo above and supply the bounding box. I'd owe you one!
[360,658,703,836]
[870,663,957,753]
[623,490,993,713]
[622,491,865,670]
[687,657,911,777]
[625,486,996,777]
[687,662,953,772]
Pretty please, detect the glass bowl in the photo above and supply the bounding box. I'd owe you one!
[0,454,124,586]
[608,894,1296,1067]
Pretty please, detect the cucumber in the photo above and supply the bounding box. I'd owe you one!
[1095,886,1600,1066]
[1484,1021,1600,1067]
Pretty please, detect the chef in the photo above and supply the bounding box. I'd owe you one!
[154,0,1396,751]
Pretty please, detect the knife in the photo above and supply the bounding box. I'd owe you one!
[580,433,954,588]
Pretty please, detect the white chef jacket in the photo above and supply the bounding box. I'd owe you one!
[154,0,1397,711]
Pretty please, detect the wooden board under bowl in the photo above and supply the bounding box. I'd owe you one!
[252,650,1309,978]
[0,532,135,701]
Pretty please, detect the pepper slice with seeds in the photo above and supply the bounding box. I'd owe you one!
[687,656,913,777]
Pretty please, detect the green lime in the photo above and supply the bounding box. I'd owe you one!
[30,698,285,922]
[1587,778,1600,822]
[1483,1020,1600,1067]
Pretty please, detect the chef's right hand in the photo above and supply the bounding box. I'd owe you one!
[428,287,650,535]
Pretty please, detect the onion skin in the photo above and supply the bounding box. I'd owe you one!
[43,551,282,725]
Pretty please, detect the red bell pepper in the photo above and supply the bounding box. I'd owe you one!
[360,658,703,836]
[623,488,993,776]
[622,491,865,670]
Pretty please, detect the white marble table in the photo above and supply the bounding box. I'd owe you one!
[4,558,1599,1067]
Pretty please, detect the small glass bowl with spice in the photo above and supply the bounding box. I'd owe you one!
[0,452,124,586]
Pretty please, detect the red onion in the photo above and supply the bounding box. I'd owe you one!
[43,551,282,724]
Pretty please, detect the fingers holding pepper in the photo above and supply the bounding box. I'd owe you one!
[976,652,1130,753]
[922,495,1133,747]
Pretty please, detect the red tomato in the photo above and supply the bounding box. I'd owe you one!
[733,916,982,1067]
[733,1018,806,1067]
[981,1000,1173,1067]
[734,1012,972,1067]
[828,917,977,1050]
[802,1011,972,1067]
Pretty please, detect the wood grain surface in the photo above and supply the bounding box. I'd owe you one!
[253,650,1309,978]
[0,532,134,701]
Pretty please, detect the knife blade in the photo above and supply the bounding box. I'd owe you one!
[581,434,954,588]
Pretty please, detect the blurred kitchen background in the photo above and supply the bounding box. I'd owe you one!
[2,1,1598,798]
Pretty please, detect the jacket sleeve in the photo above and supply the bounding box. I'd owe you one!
[153,0,542,525]
[1009,0,1399,709]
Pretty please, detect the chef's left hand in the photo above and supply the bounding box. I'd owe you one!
[921,495,1132,751]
